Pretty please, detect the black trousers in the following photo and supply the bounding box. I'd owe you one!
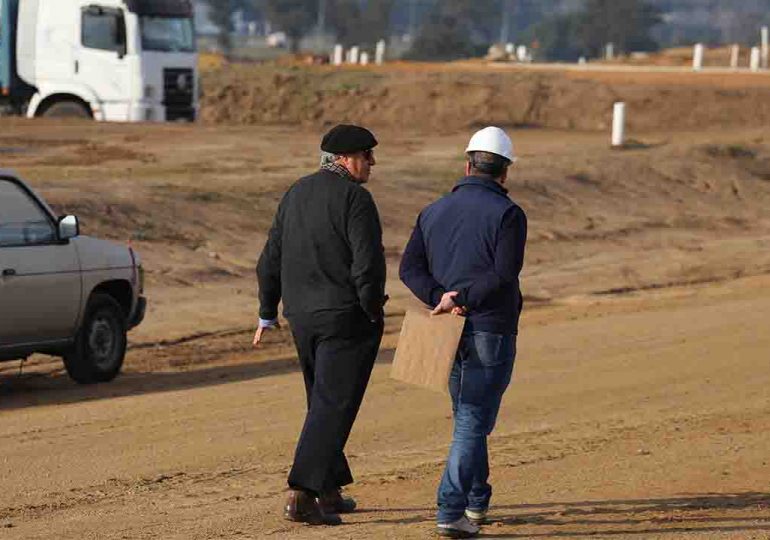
[287,310,384,495]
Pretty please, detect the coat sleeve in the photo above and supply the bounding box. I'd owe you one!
[399,216,446,307]
[256,195,286,321]
[455,205,527,311]
[347,188,387,321]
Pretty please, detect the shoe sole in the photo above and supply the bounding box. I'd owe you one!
[321,505,356,514]
[435,527,479,539]
[284,513,342,526]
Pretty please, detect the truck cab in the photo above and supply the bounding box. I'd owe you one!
[0,172,146,383]
[1,0,198,122]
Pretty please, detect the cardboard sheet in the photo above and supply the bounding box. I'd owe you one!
[390,309,466,394]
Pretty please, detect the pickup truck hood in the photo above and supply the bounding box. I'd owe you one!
[72,236,133,271]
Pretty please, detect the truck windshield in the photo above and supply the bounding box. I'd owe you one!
[140,17,195,52]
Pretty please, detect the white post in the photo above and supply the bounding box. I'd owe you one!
[578,56,587,65]
[333,44,344,66]
[505,42,514,55]
[605,42,615,60]
[360,52,369,66]
[375,39,386,65]
[349,46,360,64]
[730,44,740,69]
[750,46,761,72]
[762,26,769,69]
[516,45,527,62]
[693,43,704,71]
[612,102,626,148]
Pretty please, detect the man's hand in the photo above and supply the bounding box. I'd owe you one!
[253,321,281,347]
[432,291,462,316]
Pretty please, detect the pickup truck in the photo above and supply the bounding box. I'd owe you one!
[0,171,146,383]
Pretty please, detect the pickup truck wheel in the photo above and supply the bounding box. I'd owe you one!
[63,293,127,384]
[41,100,91,119]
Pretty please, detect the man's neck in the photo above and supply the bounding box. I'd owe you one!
[470,173,502,185]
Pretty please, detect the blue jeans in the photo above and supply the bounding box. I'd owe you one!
[436,331,516,523]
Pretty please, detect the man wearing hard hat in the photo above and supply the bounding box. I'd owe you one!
[400,127,527,538]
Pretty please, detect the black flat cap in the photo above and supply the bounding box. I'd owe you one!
[321,124,378,154]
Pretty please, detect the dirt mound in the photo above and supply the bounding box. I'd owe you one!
[200,63,770,133]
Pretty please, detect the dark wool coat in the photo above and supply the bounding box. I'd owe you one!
[257,169,387,322]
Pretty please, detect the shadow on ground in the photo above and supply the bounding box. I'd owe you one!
[363,492,770,537]
[0,348,397,412]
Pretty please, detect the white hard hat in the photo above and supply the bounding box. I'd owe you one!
[465,126,516,162]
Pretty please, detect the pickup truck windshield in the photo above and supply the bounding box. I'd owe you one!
[140,16,195,52]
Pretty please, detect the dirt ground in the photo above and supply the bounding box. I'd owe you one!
[1,61,770,538]
[199,61,770,132]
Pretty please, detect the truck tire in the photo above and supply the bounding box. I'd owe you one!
[41,100,91,119]
[63,293,127,384]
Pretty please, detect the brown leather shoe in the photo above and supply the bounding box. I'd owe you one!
[284,490,342,526]
[319,489,357,514]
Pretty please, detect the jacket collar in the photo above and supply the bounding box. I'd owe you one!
[321,163,358,183]
[453,175,509,196]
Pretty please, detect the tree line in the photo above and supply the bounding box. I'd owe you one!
[204,0,765,61]
[205,0,396,53]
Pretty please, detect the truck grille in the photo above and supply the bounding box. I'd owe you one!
[163,68,195,121]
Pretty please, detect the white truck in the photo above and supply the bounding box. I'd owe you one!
[0,171,147,383]
[0,0,198,122]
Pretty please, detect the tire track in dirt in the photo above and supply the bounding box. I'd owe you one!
[6,407,767,537]
[0,465,287,522]
[0,424,598,520]
[592,265,770,296]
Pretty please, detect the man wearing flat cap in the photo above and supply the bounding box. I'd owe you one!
[254,124,386,526]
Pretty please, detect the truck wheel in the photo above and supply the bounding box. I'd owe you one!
[63,293,127,384]
[41,100,91,119]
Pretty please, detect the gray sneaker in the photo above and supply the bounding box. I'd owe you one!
[465,508,488,526]
[436,516,481,538]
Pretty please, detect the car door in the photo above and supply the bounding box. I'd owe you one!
[0,178,81,347]
[75,4,132,119]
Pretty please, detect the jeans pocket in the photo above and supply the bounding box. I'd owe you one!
[457,333,513,407]
[470,332,506,368]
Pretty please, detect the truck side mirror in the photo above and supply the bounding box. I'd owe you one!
[58,215,80,240]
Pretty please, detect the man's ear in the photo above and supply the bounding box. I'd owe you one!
[499,167,509,185]
[336,155,349,167]
[465,161,472,176]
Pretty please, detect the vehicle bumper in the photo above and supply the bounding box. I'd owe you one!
[128,102,166,122]
[127,101,198,122]
[128,296,147,330]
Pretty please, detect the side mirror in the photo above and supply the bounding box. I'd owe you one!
[58,215,80,240]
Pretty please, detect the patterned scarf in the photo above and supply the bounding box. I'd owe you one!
[321,161,358,183]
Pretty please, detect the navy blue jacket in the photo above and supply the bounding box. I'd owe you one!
[399,176,527,335]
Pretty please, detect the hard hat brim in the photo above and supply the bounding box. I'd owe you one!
[465,148,517,163]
